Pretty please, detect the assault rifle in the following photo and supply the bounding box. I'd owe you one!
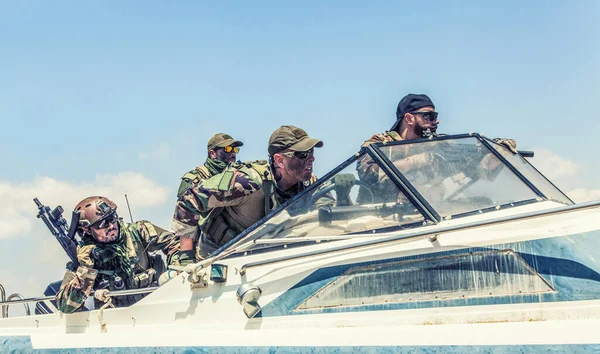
[34,198,80,271]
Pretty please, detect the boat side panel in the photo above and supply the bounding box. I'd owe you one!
[260,230,600,316]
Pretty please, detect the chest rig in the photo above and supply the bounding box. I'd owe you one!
[200,160,276,249]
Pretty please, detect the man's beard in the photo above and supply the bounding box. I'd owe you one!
[416,122,438,138]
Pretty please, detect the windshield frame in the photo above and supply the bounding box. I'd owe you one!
[212,133,567,257]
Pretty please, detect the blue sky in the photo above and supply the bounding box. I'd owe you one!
[1,1,599,301]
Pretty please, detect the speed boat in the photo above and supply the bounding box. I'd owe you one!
[1,133,599,353]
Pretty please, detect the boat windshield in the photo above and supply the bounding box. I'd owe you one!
[217,134,564,254]
[376,136,541,217]
[226,154,427,251]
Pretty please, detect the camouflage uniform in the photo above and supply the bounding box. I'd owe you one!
[172,125,327,259]
[356,131,406,203]
[174,133,243,262]
[173,161,324,258]
[56,203,177,313]
[176,133,244,198]
[177,165,215,199]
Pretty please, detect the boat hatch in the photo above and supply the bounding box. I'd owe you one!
[295,249,555,310]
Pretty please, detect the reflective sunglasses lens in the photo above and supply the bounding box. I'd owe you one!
[223,146,239,153]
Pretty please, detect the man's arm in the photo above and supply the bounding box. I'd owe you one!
[177,170,201,199]
[356,134,387,184]
[172,171,262,240]
[135,221,179,263]
[55,245,98,313]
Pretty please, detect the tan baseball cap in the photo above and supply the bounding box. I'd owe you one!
[207,133,243,151]
[268,125,323,156]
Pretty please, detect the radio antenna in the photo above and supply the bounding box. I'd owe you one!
[124,194,134,223]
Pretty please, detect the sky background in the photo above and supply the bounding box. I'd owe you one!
[1,1,599,314]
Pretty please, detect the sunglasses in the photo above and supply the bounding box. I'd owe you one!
[222,146,240,153]
[91,212,119,229]
[410,111,439,122]
[282,148,314,159]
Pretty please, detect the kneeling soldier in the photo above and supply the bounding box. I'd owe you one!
[55,196,178,313]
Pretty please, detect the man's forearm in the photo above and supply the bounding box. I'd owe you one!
[180,237,195,251]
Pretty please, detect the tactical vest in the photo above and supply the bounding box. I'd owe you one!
[200,160,275,252]
[94,221,165,308]
[183,166,212,184]
[178,165,212,198]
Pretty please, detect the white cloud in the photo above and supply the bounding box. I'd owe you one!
[567,188,600,203]
[138,142,170,160]
[530,148,580,180]
[0,173,170,240]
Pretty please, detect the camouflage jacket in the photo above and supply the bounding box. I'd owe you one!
[177,158,226,198]
[356,131,405,203]
[55,220,178,314]
[172,161,326,257]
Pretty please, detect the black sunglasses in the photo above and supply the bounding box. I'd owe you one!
[91,212,119,229]
[282,149,314,159]
[411,111,439,122]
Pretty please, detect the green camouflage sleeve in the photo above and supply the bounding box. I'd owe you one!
[172,170,262,239]
[135,221,179,261]
[177,170,201,198]
[177,179,192,199]
[55,265,98,314]
[356,133,388,185]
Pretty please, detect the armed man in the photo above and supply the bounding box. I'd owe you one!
[55,196,178,314]
[177,133,244,197]
[357,93,518,203]
[175,133,243,264]
[172,125,331,262]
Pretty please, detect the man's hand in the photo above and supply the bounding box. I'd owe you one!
[493,138,518,154]
[393,152,432,172]
[170,249,197,267]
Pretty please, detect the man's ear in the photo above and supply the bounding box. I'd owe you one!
[208,149,217,158]
[404,113,415,126]
[273,153,285,169]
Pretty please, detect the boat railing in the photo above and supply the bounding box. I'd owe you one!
[5,294,30,317]
[0,284,7,318]
[0,286,158,317]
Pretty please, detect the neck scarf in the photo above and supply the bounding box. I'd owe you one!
[205,158,228,175]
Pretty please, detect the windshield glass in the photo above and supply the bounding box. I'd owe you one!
[486,139,572,205]
[233,153,425,252]
[377,136,540,217]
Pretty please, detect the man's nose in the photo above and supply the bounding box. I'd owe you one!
[307,154,315,163]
